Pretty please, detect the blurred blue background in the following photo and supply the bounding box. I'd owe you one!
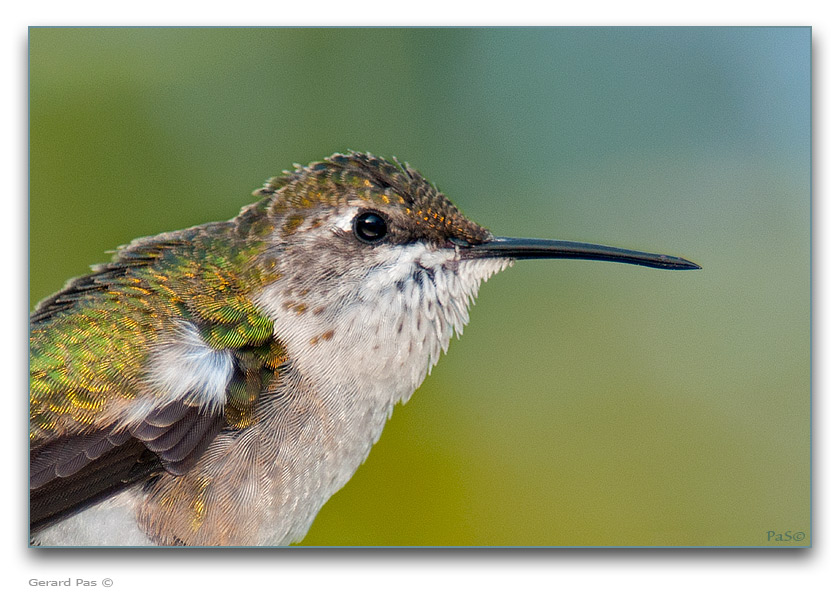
[29,27,810,546]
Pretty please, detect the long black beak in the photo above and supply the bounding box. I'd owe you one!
[466,237,700,270]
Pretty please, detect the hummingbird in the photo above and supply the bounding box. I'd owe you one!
[30,151,699,546]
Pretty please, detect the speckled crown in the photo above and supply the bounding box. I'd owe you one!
[253,151,492,246]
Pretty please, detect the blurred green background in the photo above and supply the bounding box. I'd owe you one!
[29,27,810,547]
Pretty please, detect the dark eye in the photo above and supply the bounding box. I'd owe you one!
[353,211,388,243]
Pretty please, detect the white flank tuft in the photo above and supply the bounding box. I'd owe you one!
[123,320,234,425]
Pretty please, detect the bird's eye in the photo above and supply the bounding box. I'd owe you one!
[353,211,388,243]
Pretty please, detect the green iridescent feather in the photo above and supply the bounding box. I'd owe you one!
[30,207,283,441]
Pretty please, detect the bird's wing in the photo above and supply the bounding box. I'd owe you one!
[30,227,283,533]
[29,398,230,532]
[30,432,163,533]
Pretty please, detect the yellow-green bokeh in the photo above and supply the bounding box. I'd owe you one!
[29,27,810,546]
